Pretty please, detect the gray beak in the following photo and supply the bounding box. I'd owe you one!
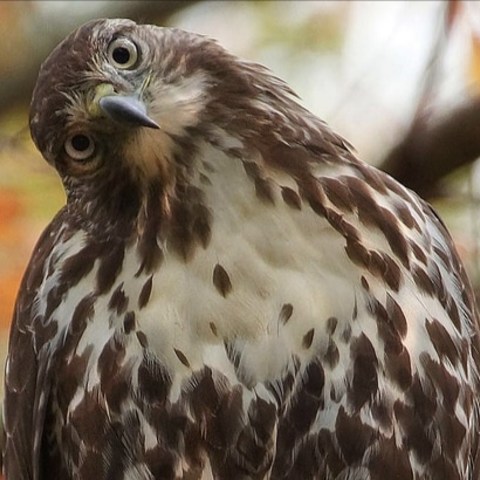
[99,95,160,129]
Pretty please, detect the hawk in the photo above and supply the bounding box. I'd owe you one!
[3,18,480,480]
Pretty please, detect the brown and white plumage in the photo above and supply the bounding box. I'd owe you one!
[4,18,480,479]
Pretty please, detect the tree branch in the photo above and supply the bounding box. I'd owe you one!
[379,97,480,198]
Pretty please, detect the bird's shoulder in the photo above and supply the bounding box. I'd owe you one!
[3,207,74,480]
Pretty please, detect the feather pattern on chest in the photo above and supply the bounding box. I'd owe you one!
[4,18,480,480]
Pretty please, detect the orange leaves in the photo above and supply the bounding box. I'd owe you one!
[462,0,480,93]
[469,28,480,94]
[0,189,26,330]
[0,270,22,330]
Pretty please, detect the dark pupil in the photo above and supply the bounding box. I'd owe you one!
[112,46,130,65]
[71,134,90,152]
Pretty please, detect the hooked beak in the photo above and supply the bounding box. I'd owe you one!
[99,95,160,130]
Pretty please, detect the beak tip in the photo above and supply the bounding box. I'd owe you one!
[99,95,160,130]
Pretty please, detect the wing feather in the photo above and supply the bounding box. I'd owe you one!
[3,211,66,480]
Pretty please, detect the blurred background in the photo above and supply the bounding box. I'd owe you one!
[0,0,479,402]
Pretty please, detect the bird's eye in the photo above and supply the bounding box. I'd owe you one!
[64,133,96,161]
[107,38,138,69]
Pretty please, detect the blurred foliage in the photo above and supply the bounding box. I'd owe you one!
[469,29,480,94]
[0,111,63,330]
[252,2,347,53]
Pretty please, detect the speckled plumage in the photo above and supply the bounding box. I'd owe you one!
[4,18,480,480]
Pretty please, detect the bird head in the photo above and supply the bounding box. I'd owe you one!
[29,18,234,184]
[28,18,334,239]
